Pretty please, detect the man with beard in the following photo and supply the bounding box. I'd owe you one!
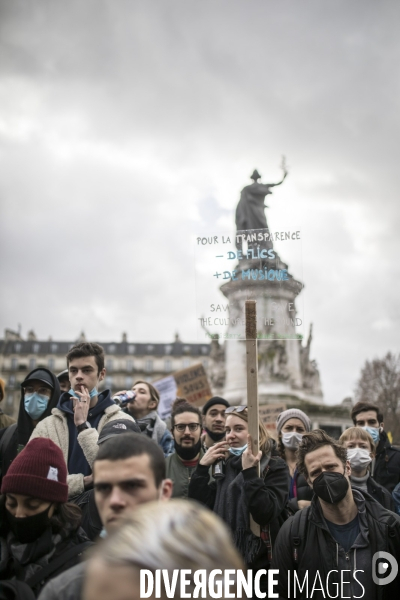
[201,396,229,451]
[166,400,204,498]
[272,429,400,600]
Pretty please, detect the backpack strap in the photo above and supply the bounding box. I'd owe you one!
[0,423,17,477]
[25,540,92,589]
[291,506,309,565]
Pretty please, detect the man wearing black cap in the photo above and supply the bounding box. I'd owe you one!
[201,396,230,452]
[56,369,70,393]
[0,368,60,484]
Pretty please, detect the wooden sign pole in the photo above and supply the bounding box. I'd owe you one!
[245,300,260,536]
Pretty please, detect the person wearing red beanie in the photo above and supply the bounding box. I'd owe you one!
[0,438,91,596]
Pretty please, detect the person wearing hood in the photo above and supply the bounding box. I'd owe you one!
[188,405,289,595]
[166,399,204,498]
[0,368,60,485]
[0,377,16,430]
[276,408,314,514]
[29,342,135,499]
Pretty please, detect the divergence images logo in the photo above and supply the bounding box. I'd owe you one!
[372,551,398,586]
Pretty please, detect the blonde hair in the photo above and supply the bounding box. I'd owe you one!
[226,409,272,454]
[86,500,244,596]
[339,426,376,454]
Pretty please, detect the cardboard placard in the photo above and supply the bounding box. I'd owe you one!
[259,403,287,434]
[154,363,212,418]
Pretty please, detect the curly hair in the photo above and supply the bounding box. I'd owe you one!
[296,429,348,478]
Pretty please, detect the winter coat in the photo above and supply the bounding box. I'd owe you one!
[373,431,400,493]
[0,516,91,597]
[286,470,313,514]
[29,399,135,497]
[0,369,61,485]
[166,450,205,498]
[37,561,85,600]
[351,474,395,511]
[272,489,400,600]
[0,411,16,430]
[188,445,289,570]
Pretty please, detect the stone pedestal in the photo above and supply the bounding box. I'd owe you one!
[219,250,322,406]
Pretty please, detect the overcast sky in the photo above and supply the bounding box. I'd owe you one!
[1,0,399,405]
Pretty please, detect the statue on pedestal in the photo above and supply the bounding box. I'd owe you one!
[235,158,288,234]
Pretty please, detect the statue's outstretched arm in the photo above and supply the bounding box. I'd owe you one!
[267,170,288,188]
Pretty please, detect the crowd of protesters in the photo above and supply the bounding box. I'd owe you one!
[0,341,399,599]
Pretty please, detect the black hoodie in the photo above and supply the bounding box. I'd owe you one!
[0,368,60,481]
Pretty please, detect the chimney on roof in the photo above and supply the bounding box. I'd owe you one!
[77,331,86,342]
[174,332,181,343]
[27,330,37,341]
[122,332,127,342]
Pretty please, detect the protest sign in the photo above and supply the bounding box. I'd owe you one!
[259,403,287,437]
[154,363,212,418]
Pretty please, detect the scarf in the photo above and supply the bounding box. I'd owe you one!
[213,452,271,566]
[136,410,166,445]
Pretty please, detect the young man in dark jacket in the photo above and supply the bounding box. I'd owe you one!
[351,401,400,493]
[272,429,400,600]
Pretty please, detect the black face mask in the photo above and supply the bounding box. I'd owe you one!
[6,505,52,544]
[312,470,349,504]
[174,438,202,461]
[205,427,226,443]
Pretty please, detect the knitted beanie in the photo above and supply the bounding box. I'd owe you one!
[276,408,312,435]
[1,438,68,503]
[202,396,230,415]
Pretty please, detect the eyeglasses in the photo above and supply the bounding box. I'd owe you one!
[23,386,52,397]
[173,423,201,433]
[225,406,247,414]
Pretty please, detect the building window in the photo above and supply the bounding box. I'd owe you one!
[29,358,36,370]
[8,375,16,388]
[105,376,113,390]
[125,376,133,388]
[14,343,21,352]
[147,345,154,353]
[164,359,172,372]
[145,359,153,373]
[32,343,40,353]
[108,344,116,353]
[106,359,113,372]
[126,359,133,372]
[201,346,208,355]
[165,344,173,355]
[183,345,190,354]
[6,393,14,406]
[51,343,58,353]
[48,358,55,370]
[182,358,190,369]
[202,359,208,369]
[128,345,135,354]
[11,358,18,370]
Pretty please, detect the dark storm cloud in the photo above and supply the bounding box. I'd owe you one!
[1,0,399,403]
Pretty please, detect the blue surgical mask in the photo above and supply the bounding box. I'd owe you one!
[362,426,380,444]
[24,393,49,420]
[229,444,247,456]
[69,387,99,399]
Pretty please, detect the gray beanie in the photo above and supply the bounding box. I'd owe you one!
[276,408,311,435]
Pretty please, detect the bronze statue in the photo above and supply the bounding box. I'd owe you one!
[235,158,288,233]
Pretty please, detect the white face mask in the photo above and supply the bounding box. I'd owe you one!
[347,447,372,472]
[282,432,303,450]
